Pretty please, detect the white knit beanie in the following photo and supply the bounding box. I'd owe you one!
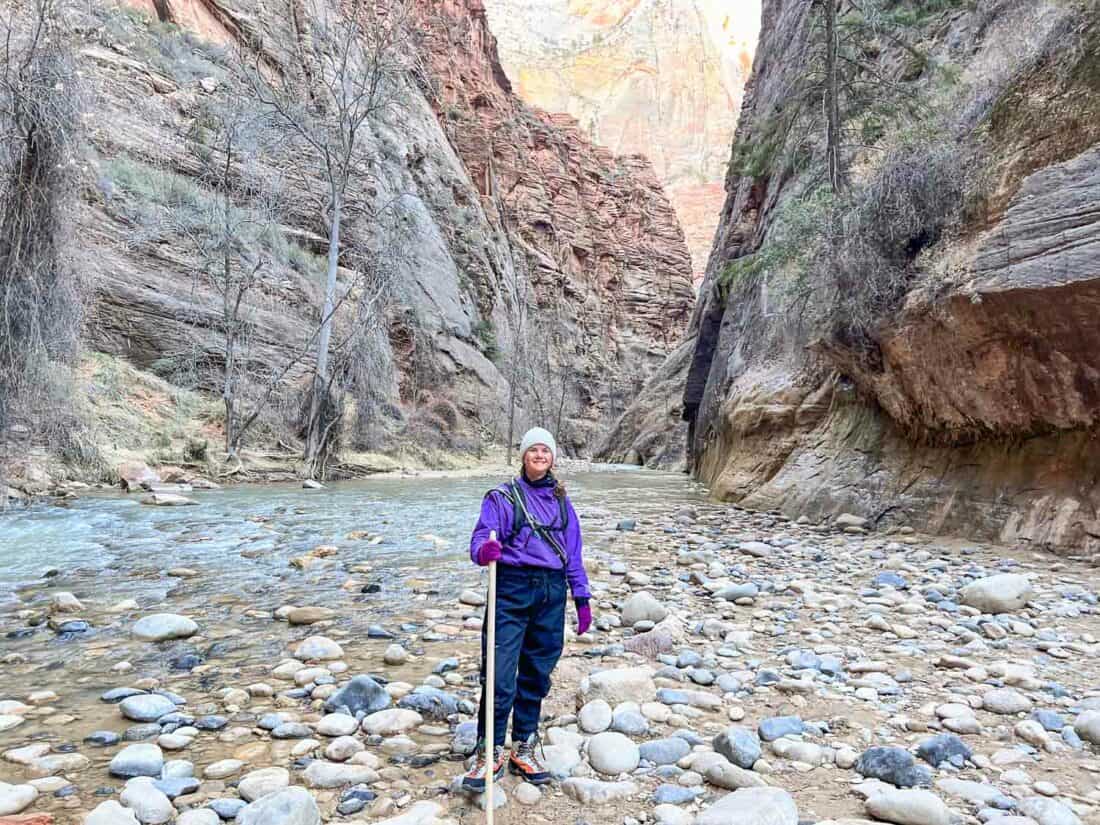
[519,427,557,464]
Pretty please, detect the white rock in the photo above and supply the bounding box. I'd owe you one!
[513,782,542,805]
[178,810,222,825]
[580,667,658,705]
[85,800,141,825]
[1016,796,1082,825]
[302,760,378,788]
[562,777,638,805]
[120,776,174,824]
[1074,710,1100,745]
[373,800,445,824]
[50,591,85,613]
[621,591,668,625]
[0,781,38,816]
[383,644,408,665]
[361,708,422,735]
[237,787,321,825]
[293,636,344,661]
[865,789,952,825]
[695,787,798,825]
[578,699,613,733]
[983,688,1033,715]
[587,731,640,775]
[238,766,291,801]
[203,759,244,779]
[325,736,365,761]
[132,613,198,641]
[959,574,1034,613]
[315,713,359,737]
[654,804,694,825]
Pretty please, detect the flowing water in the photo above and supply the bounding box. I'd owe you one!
[0,465,705,774]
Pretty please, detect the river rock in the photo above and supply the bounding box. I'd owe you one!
[362,708,422,735]
[578,699,613,733]
[758,716,804,741]
[865,789,952,825]
[316,713,359,737]
[119,776,174,824]
[588,731,640,775]
[132,613,198,641]
[294,636,343,661]
[49,591,84,613]
[705,760,768,790]
[85,800,141,825]
[959,574,1034,613]
[238,767,290,801]
[236,787,321,825]
[0,782,37,815]
[916,734,972,768]
[621,592,667,625]
[109,744,164,779]
[178,810,221,825]
[373,801,444,824]
[579,667,657,705]
[562,778,638,805]
[286,607,335,625]
[383,644,408,665]
[119,694,176,723]
[856,747,932,787]
[1073,710,1100,744]
[541,744,582,779]
[302,760,378,788]
[324,675,391,715]
[639,737,692,765]
[695,787,798,825]
[714,725,761,769]
[203,759,244,779]
[1016,797,1082,825]
[984,688,1033,715]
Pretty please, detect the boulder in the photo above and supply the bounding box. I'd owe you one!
[324,675,391,716]
[959,574,1034,613]
[587,732,640,775]
[621,592,668,625]
[864,789,952,825]
[132,614,198,642]
[579,667,657,706]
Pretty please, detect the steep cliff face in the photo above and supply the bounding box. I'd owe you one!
[682,0,1100,557]
[482,0,759,281]
[54,0,693,476]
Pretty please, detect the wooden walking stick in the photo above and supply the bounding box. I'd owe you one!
[484,529,498,823]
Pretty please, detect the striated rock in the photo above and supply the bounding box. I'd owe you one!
[485,0,758,281]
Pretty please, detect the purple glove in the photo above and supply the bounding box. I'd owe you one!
[576,602,592,635]
[475,538,502,566]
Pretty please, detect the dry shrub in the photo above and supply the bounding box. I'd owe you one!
[0,0,87,477]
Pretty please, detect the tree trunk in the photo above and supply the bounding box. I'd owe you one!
[823,0,844,193]
[305,191,342,472]
[506,349,518,467]
[222,249,236,457]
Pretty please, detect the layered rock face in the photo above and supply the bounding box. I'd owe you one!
[615,0,1100,555]
[75,0,693,458]
[483,0,759,281]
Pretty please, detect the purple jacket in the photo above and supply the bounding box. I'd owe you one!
[470,475,591,602]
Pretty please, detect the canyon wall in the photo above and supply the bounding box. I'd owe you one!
[608,0,1100,558]
[63,0,694,469]
[483,0,759,281]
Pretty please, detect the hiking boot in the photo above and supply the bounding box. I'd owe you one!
[509,732,552,784]
[461,743,506,793]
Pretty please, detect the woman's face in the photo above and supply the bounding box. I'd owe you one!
[523,443,553,478]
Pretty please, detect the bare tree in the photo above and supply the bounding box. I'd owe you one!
[0,0,86,484]
[243,0,415,477]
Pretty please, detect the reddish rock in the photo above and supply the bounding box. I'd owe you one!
[0,815,55,825]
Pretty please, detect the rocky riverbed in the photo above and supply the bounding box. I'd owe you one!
[1,475,1099,825]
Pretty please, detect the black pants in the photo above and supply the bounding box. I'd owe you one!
[476,564,566,747]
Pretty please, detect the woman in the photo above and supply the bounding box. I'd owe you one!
[462,427,592,792]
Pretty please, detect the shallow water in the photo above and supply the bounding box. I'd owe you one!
[0,466,705,704]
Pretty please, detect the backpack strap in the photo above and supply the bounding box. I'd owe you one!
[508,480,568,567]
